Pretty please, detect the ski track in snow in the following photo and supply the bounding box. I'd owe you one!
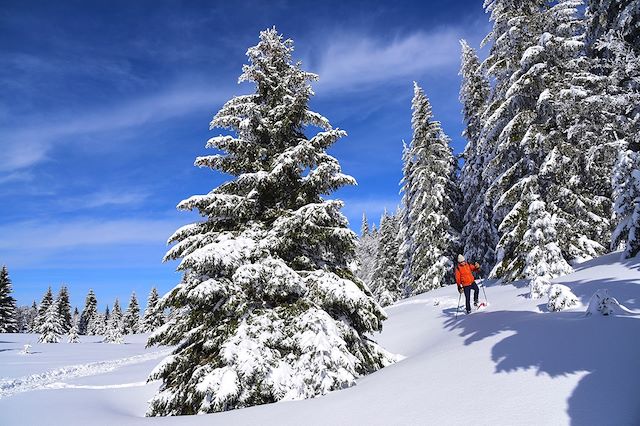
[0,349,171,399]
[43,381,148,390]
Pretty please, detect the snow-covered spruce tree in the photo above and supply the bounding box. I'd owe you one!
[371,211,403,307]
[39,299,63,343]
[146,28,393,416]
[123,292,140,334]
[355,213,379,291]
[68,311,80,343]
[16,306,29,332]
[611,149,640,256]
[111,298,123,330]
[536,0,615,261]
[520,192,572,298]
[458,40,494,268]
[400,82,459,295]
[79,289,98,335]
[27,301,38,333]
[398,141,415,290]
[36,286,54,330]
[103,308,124,344]
[587,0,640,50]
[486,1,608,277]
[141,287,165,332]
[584,1,640,257]
[0,266,18,333]
[56,285,72,332]
[89,312,106,335]
[479,0,545,276]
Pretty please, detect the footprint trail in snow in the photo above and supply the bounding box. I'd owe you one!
[0,348,171,399]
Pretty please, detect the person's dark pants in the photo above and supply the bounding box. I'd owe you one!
[463,282,479,312]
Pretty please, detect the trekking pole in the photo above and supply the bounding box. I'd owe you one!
[455,291,462,319]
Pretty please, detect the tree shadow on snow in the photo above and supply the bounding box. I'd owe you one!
[445,311,640,425]
[560,277,640,311]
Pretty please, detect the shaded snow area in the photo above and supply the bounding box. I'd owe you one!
[1,252,639,425]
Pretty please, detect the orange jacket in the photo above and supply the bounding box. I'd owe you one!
[455,262,479,287]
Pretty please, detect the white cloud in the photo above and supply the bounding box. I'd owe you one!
[312,29,462,94]
[0,217,182,251]
[0,84,235,173]
[58,189,151,210]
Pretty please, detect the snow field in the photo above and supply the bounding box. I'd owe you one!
[1,252,639,425]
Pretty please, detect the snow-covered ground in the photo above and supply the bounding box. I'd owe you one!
[1,252,639,425]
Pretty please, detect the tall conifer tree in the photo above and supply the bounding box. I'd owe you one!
[0,266,18,333]
[56,285,72,332]
[79,289,98,335]
[400,83,459,295]
[146,28,394,416]
[141,287,165,332]
[458,40,493,267]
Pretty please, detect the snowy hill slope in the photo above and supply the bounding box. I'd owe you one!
[1,252,639,425]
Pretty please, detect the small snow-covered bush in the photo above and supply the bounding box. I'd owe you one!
[547,284,579,311]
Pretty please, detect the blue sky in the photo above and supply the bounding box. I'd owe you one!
[1,0,489,310]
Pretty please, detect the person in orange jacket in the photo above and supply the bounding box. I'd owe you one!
[455,254,481,314]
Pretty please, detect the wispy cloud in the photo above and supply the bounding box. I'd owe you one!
[312,29,462,94]
[55,189,151,210]
[0,217,182,251]
[0,83,235,174]
[0,170,33,185]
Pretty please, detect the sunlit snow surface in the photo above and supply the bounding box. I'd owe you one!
[1,252,639,425]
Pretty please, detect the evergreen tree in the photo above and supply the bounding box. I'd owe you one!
[479,0,545,277]
[585,0,640,257]
[482,1,610,278]
[56,285,72,332]
[400,82,459,295]
[141,287,165,332]
[79,289,98,335]
[16,306,29,332]
[360,212,370,236]
[520,192,572,297]
[537,0,613,261]
[146,28,393,416]
[371,211,403,306]
[0,266,18,333]
[458,40,494,267]
[586,0,640,50]
[123,292,140,334]
[27,301,38,333]
[398,142,414,289]
[355,213,379,290]
[38,299,63,343]
[611,149,640,256]
[103,310,124,344]
[89,312,106,335]
[68,311,80,343]
[36,286,54,329]
[111,298,123,329]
